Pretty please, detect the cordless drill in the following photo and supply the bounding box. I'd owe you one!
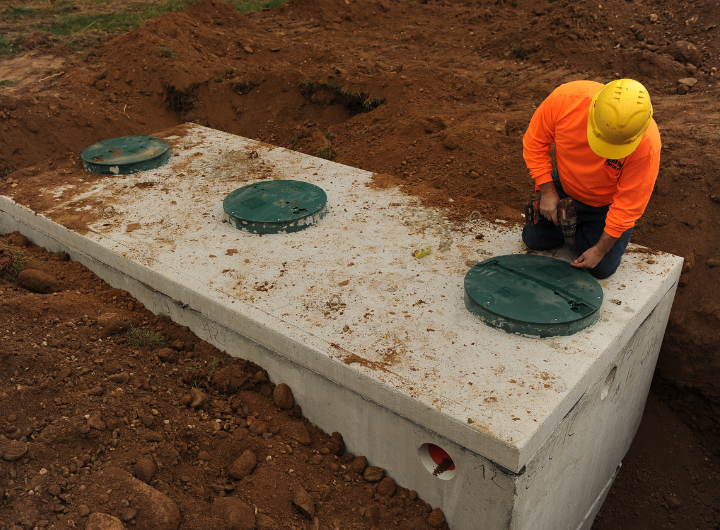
[524,197,577,247]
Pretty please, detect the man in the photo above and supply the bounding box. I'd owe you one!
[522,79,660,279]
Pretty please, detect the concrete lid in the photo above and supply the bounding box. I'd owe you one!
[13,124,682,472]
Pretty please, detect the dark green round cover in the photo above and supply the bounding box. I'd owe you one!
[223,180,327,234]
[81,136,171,175]
[464,254,603,337]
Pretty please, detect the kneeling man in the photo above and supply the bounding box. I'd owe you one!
[523,79,660,279]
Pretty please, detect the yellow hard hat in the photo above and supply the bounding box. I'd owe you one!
[587,79,653,159]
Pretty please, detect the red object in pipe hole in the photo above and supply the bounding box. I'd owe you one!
[428,444,455,471]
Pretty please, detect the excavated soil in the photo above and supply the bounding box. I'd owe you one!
[1,0,720,528]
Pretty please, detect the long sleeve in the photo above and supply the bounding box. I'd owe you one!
[522,95,558,188]
[604,149,660,237]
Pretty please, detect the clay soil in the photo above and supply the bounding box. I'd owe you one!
[1,0,720,528]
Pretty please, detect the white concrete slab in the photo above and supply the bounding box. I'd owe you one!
[0,124,681,471]
[0,124,682,529]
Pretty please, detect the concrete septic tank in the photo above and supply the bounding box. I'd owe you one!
[0,124,682,530]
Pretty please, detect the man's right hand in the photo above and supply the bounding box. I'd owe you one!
[538,181,560,225]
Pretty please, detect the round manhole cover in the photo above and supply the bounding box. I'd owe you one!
[223,180,328,234]
[81,136,171,175]
[464,254,603,337]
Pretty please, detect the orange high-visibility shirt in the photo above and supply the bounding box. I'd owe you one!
[523,80,661,238]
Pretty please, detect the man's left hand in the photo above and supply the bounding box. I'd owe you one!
[571,246,604,270]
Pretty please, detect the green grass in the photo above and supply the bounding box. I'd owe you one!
[2,245,29,281]
[299,79,385,114]
[232,0,286,13]
[158,46,177,59]
[208,356,222,371]
[323,130,335,141]
[0,0,287,58]
[316,145,335,160]
[125,325,166,350]
[0,79,19,87]
[511,45,529,59]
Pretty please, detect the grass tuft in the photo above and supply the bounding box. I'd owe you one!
[126,325,166,350]
[0,79,19,87]
[316,145,335,160]
[158,46,178,59]
[323,130,335,141]
[510,44,529,59]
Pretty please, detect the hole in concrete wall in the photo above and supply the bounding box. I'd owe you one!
[601,366,617,400]
[418,443,457,480]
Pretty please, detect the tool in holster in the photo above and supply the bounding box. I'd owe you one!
[524,197,578,255]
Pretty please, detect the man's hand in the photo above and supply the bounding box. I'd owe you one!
[571,232,618,270]
[538,182,560,225]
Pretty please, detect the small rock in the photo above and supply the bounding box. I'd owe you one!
[90,468,180,530]
[665,40,702,67]
[408,490,418,501]
[169,339,184,351]
[87,385,105,396]
[707,258,720,268]
[0,440,28,461]
[677,83,689,95]
[363,466,385,482]
[134,457,156,483]
[470,170,479,179]
[78,505,91,517]
[272,383,294,410]
[280,421,311,445]
[142,430,164,442]
[88,416,106,431]
[269,47,281,53]
[156,348,177,363]
[428,507,445,527]
[243,46,254,54]
[108,372,130,384]
[678,77,698,87]
[17,269,59,293]
[249,421,268,436]
[97,313,129,337]
[665,494,682,509]
[198,450,211,461]
[7,233,30,247]
[213,497,255,530]
[85,513,124,530]
[443,135,459,150]
[377,476,396,497]
[228,450,257,480]
[308,454,324,465]
[328,431,345,455]
[119,508,137,522]
[350,455,368,474]
[180,387,207,408]
[48,483,62,496]
[292,486,315,518]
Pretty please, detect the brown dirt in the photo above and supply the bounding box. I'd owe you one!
[0,234,447,530]
[1,0,720,528]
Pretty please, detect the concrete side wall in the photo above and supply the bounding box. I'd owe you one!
[511,287,677,530]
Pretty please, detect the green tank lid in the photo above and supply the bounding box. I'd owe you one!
[223,180,327,234]
[81,136,171,175]
[464,254,603,337]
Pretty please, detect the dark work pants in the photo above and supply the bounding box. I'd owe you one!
[521,170,633,279]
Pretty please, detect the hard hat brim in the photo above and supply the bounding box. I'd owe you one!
[586,119,645,160]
